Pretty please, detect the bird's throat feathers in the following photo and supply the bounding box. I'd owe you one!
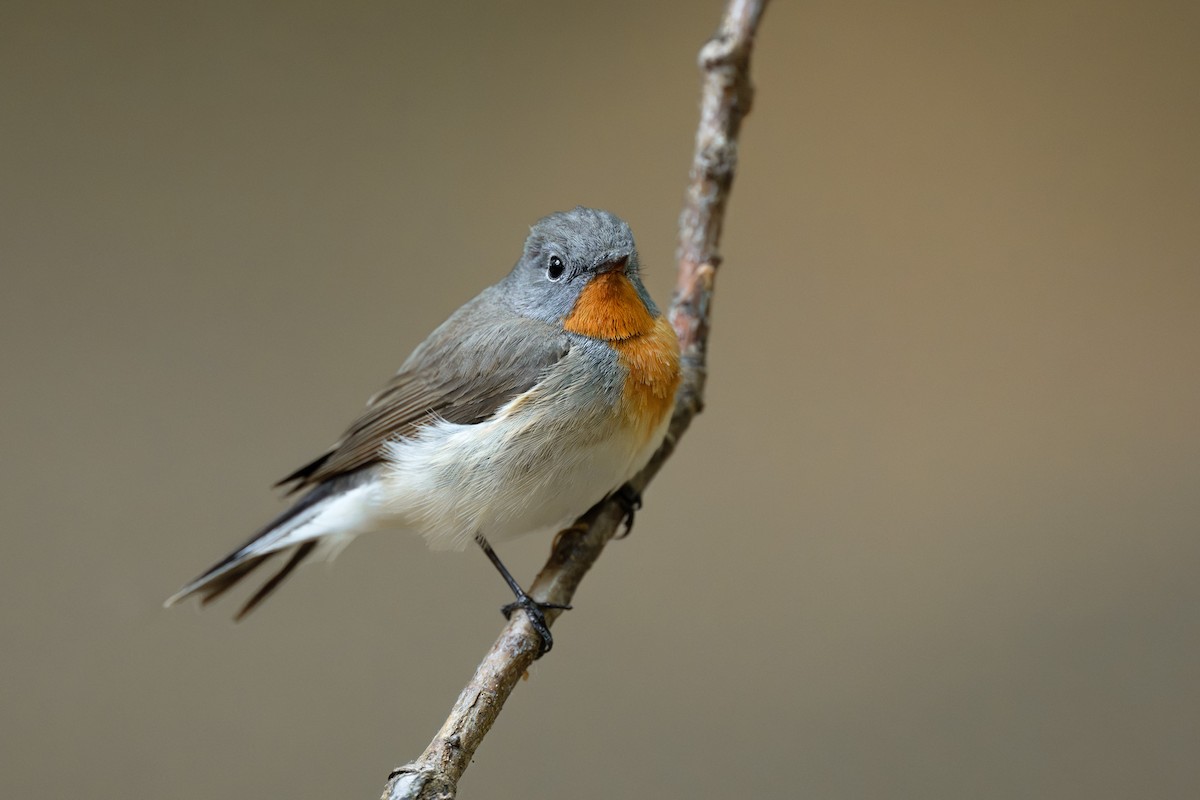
[563,271,655,341]
[564,271,681,442]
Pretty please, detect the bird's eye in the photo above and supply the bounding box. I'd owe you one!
[546,255,566,281]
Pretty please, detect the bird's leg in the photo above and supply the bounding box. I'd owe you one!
[612,483,643,539]
[475,533,571,657]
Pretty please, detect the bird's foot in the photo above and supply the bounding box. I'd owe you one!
[551,521,590,551]
[613,484,643,539]
[500,594,572,657]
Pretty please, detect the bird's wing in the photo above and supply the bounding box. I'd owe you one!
[277,290,569,493]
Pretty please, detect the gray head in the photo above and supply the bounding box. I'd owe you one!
[501,207,658,326]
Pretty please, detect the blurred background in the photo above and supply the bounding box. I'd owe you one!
[3,1,1198,798]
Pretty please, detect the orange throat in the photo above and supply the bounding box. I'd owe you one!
[564,272,681,442]
[562,271,656,341]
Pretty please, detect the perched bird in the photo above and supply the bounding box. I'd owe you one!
[166,207,681,654]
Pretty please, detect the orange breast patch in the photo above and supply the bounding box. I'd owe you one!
[613,316,681,442]
[563,271,656,341]
[562,271,681,442]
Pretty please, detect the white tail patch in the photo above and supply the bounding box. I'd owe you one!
[243,483,391,561]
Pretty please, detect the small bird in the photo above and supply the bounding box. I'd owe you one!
[166,207,681,654]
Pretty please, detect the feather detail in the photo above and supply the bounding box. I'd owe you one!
[563,271,655,341]
[613,316,681,445]
[234,542,318,620]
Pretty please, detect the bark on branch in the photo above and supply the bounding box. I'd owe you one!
[381,2,768,797]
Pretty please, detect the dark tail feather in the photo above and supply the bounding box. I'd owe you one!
[234,542,318,621]
[198,555,275,606]
[166,467,373,616]
[273,452,333,495]
[165,543,315,620]
[165,511,318,616]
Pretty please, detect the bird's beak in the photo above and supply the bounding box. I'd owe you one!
[595,255,629,274]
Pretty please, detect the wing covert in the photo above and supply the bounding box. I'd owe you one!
[277,290,568,493]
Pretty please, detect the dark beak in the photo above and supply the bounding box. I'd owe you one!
[596,255,629,274]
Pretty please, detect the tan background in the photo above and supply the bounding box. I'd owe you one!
[3,1,1198,798]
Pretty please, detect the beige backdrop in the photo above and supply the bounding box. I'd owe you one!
[3,1,1198,798]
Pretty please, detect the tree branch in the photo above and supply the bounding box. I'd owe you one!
[381,2,768,797]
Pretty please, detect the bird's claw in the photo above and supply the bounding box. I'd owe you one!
[500,595,572,657]
[613,484,643,539]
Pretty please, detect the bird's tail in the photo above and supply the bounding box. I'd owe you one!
[164,469,375,619]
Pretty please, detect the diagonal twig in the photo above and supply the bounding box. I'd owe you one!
[381,2,769,797]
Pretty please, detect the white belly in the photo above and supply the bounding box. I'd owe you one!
[379,399,667,550]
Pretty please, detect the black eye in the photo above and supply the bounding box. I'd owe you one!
[546,255,566,281]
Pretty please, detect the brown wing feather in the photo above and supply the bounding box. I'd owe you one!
[278,290,569,493]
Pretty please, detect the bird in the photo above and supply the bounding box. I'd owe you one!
[165,207,681,655]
